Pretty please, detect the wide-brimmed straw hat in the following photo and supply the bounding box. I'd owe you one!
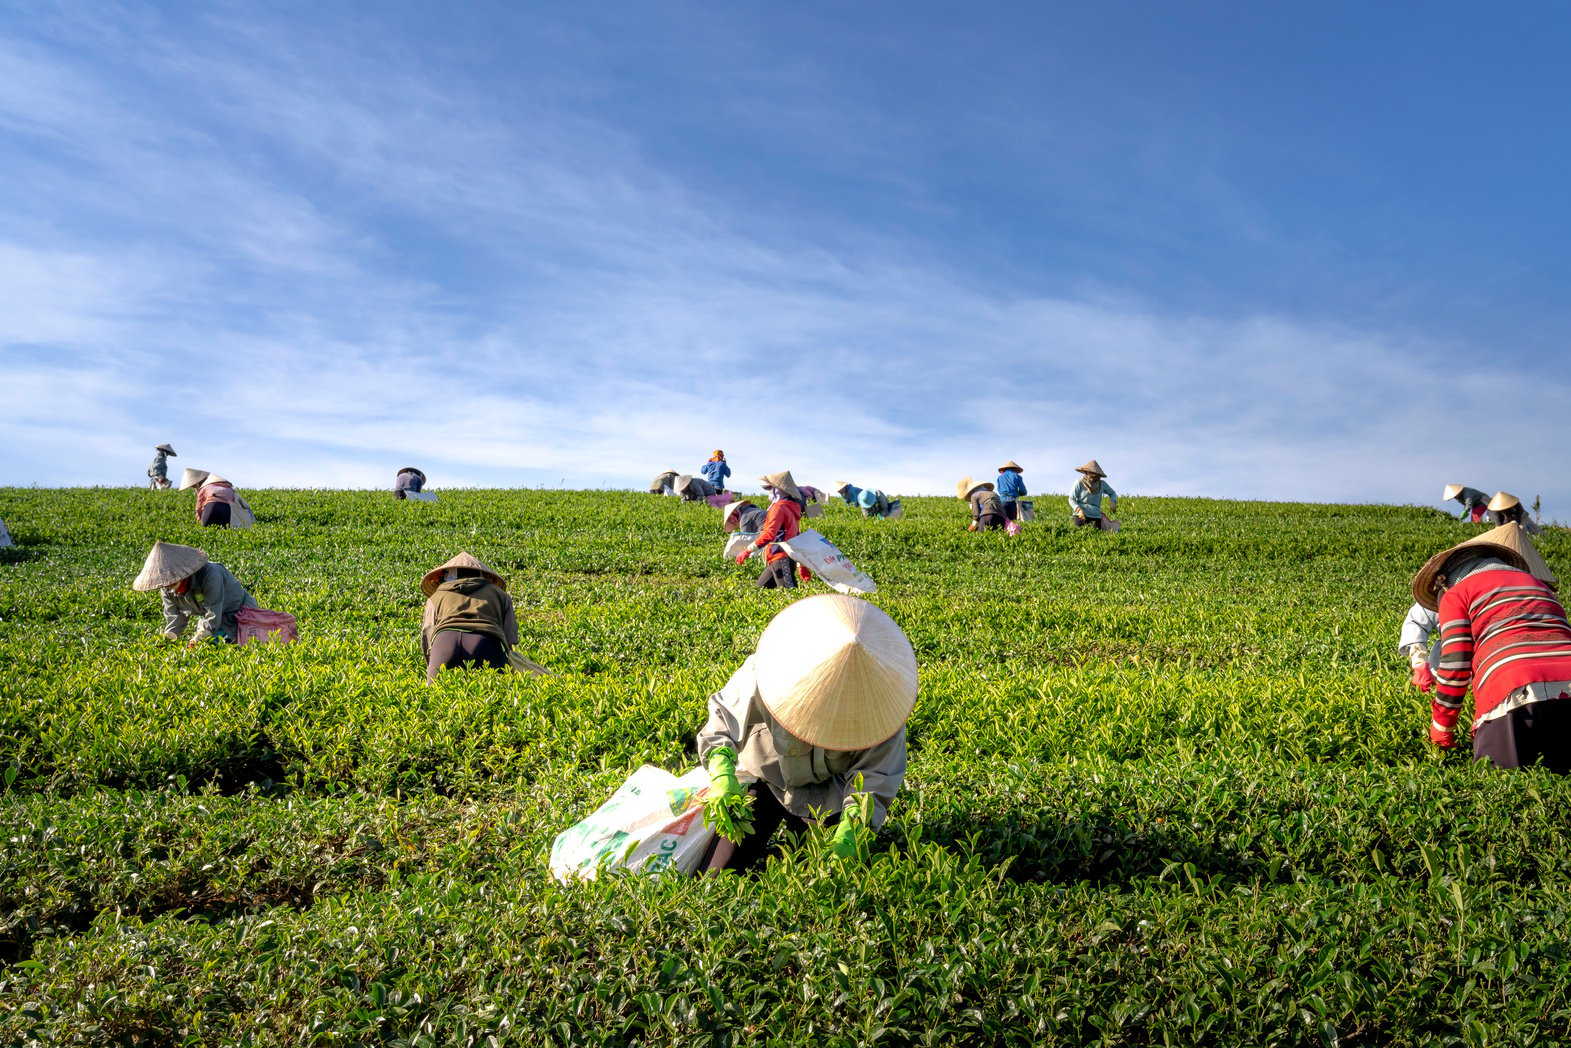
[155,443,176,455]
[178,468,210,490]
[1488,491,1521,512]
[673,474,697,496]
[397,466,426,481]
[1075,459,1107,477]
[1411,523,1556,611]
[132,541,208,591]
[955,477,993,501]
[998,460,1023,473]
[833,481,852,492]
[760,471,803,502]
[857,489,878,509]
[421,552,507,597]
[1442,484,1466,501]
[753,594,919,751]
[722,499,754,531]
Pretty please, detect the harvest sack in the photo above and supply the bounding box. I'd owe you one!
[804,503,824,519]
[404,491,439,503]
[1004,519,1023,537]
[705,492,737,509]
[885,499,903,520]
[724,533,758,560]
[234,608,298,646]
[1017,499,1034,522]
[550,765,723,881]
[778,529,877,596]
[0,518,11,548]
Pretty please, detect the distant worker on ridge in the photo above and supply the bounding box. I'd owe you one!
[147,444,177,490]
[648,469,680,496]
[1069,460,1118,530]
[394,467,428,500]
[701,450,732,493]
[996,460,1027,521]
[958,477,1006,532]
[1442,484,1489,522]
[1488,492,1540,535]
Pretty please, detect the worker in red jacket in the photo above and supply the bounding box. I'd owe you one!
[737,470,810,589]
[1412,523,1571,769]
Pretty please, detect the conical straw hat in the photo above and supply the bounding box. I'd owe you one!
[178,468,210,490]
[1442,484,1465,501]
[205,474,230,486]
[1076,459,1106,477]
[397,467,425,481]
[955,477,993,501]
[759,471,803,501]
[421,551,507,597]
[132,541,208,591]
[998,460,1024,473]
[1411,523,1556,611]
[673,474,696,496]
[155,443,176,455]
[833,481,852,492]
[1488,491,1521,512]
[753,594,919,751]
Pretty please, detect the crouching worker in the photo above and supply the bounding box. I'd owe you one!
[1488,492,1541,536]
[723,499,767,535]
[1412,523,1571,769]
[737,471,809,588]
[420,552,519,681]
[696,594,917,873]
[132,541,258,647]
[394,467,427,499]
[1069,460,1118,529]
[958,477,1005,531]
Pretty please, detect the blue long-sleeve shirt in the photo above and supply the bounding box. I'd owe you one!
[1068,478,1116,519]
[701,460,731,489]
[839,484,863,507]
[996,471,1027,501]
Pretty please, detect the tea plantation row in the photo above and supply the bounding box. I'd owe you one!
[1,486,1567,1045]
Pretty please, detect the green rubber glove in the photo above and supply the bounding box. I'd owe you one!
[706,747,743,800]
[830,818,864,860]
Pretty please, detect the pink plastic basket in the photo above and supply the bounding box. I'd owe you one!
[235,607,299,646]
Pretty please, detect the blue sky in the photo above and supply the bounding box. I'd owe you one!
[3,1,1569,516]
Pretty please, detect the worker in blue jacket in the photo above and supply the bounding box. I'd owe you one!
[996,460,1027,520]
[701,450,732,491]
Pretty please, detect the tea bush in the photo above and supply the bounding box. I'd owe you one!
[1,486,1568,1045]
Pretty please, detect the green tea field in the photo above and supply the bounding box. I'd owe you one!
[2,487,1569,1046]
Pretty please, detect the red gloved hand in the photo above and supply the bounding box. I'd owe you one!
[798,565,812,582]
[1429,724,1456,748]
[735,550,751,565]
[1410,664,1436,692]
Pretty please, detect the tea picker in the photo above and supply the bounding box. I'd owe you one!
[696,594,917,873]
[1442,484,1489,522]
[147,444,177,490]
[736,471,810,589]
[1412,523,1571,767]
[996,460,1029,521]
[673,473,718,502]
[1487,492,1540,535]
[132,541,260,647]
[647,469,680,495]
[420,552,545,680]
[1069,459,1119,530]
[958,477,1006,531]
[394,467,436,501]
[700,450,731,492]
[180,470,256,528]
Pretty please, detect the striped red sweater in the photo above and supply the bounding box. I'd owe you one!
[1434,567,1571,731]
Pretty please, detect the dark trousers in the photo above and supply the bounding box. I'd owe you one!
[757,558,797,589]
[1001,500,1019,521]
[1072,514,1102,528]
[426,630,508,681]
[698,783,838,874]
[976,513,1006,531]
[1472,700,1571,773]
[199,502,231,527]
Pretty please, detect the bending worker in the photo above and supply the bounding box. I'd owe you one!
[1069,460,1118,529]
[959,477,1006,531]
[420,552,520,681]
[701,450,732,493]
[131,541,258,647]
[674,474,718,502]
[697,594,918,872]
[723,499,767,535]
[996,460,1027,520]
[1443,484,1489,522]
[147,444,176,490]
[1413,523,1571,768]
[736,471,808,589]
[394,467,427,499]
[648,469,680,495]
[181,470,255,528]
[1488,492,1540,535]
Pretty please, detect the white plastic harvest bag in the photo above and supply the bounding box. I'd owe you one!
[723,533,757,560]
[549,765,716,881]
[778,529,877,595]
[405,491,438,503]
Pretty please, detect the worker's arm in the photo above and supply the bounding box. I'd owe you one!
[501,592,519,649]
[160,589,190,639]
[695,657,757,760]
[836,729,907,830]
[1430,589,1474,743]
[420,600,436,659]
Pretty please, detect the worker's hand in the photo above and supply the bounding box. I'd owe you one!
[830,818,865,860]
[798,565,812,582]
[734,550,751,565]
[1410,664,1436,692]
[706,747,744,801]
[1073,509,1086,523]
[967,521,978,532]
[1429,724,1457,749]
[186,638,205,650]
